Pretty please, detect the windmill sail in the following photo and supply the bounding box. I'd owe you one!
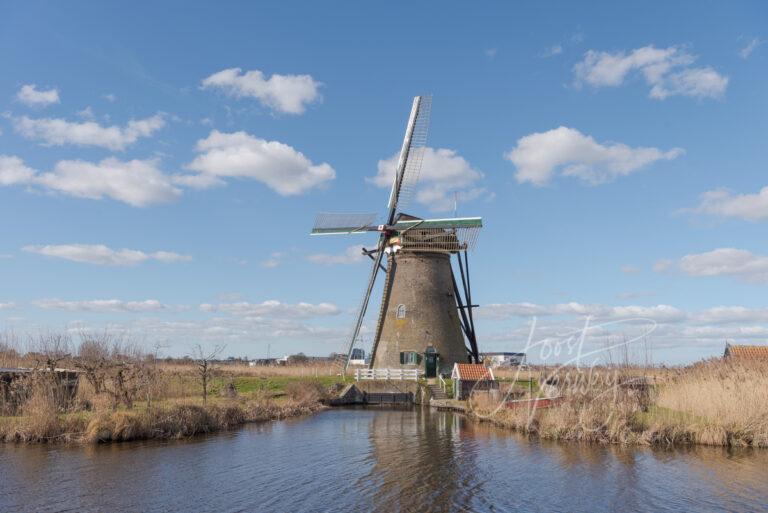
[311,212,379,235]
[386,95,432,223]
[342,235,386,371]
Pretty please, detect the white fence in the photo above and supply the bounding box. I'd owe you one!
[355,368,421,381]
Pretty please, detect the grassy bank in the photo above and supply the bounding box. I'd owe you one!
[470,360,768,448]
[0,396,325,444]
[1,338,339,444]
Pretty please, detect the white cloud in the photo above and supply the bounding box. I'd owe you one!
[541,44,563,58]
[182,130,335,195]
[481,301,686,323]
[76,106,95,120]
[201,68,321,114]
[485,48,497,59]
[102,93,116,103]
[16,84,60,107]
[307,245,365,265]
[620,265,640,274]
[13,113,165,150]
[739,37,763,59]
[0,155,36,185]
[573,45,728,100]
[691,187,768,221]
[0,155,181,207]
[370,147,486,212]
[199,300,340,318]
[0,302,16,310]
[23,244,191,267]
[505,126,683,186]
[38,157,181,206]
[692,306,768,325]
[674,248,768,284]
[34,299,168,313]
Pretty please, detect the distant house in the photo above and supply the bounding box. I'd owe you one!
[481,352,526,368]
[724,343,768,361]
[451,363,498,400]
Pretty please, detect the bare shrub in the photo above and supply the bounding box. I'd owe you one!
[191,344,225,406]
[284,380,327,403]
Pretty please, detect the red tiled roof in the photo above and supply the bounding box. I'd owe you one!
[454,363,494,381]
[725,344,768,359]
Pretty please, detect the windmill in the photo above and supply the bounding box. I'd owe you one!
[311,96,482,375]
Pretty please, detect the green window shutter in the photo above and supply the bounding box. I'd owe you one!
[399,352,405,364]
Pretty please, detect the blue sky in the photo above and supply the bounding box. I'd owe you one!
[1,1,767,364]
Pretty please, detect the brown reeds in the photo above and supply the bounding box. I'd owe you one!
[471,360,768,448]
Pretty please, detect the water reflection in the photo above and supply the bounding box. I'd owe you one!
[1,408,767,512]
[361,408,477,512]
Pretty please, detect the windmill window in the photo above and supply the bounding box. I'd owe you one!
[399,351,421,365]
[396,304,407,319]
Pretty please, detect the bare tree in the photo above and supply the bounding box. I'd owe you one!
[192,344,225,406]
[74,332,155,411]
[32,333,72,371]
[75,331,112,395]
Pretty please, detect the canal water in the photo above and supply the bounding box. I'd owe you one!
[1,408,767,512]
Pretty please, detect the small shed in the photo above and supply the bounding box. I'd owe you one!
[724,343,768,361]
[451,363,498,400]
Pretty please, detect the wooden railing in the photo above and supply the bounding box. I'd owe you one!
[438,374,448,394]
[355,368,421,381]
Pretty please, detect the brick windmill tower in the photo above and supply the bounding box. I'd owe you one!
[311,96,482,376]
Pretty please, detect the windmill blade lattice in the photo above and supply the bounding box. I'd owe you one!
[393,95,431,215]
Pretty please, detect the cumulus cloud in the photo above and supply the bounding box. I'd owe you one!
[0,302,16,310]
[38,158,181,206]
[16,84,60,107]
[307,245,365,265]
[505,126,683,186]
[199,300,340,318]
[690,187,768,221]
[23,244,192,267]
[12,113,165,151]
[573,45,728,100]
[0,155,181,207]
[739,38,763,59]
[182,130,335,195]
[201,68,321,114]
[672,248,768,284]
[0,155,36,185]
[34,299,168,313]
[370,147,487,212]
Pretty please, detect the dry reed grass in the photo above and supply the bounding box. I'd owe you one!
[471,360,768,448]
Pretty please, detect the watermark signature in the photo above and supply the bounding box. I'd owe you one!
[468,316,657,433]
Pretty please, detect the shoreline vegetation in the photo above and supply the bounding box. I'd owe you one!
[0,334,331,444]
[2,333,767,448]
[474,360,768,449]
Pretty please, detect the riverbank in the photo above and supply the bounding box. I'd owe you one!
[1,343,336,445]
[467,360,768,448]
[0,396,326,444]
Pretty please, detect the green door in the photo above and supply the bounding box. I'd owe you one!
[424,346,438,378]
